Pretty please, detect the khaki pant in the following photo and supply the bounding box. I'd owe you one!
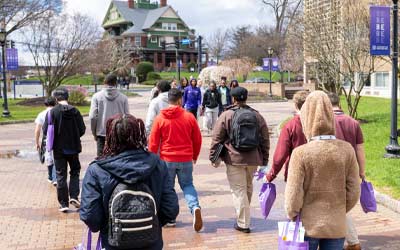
[346,214,360,245]
[226,164,258,228]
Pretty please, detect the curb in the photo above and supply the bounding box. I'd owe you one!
[0,113,89,126]
[375,190,400,214]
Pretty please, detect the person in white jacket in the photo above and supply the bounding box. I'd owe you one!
[145,80,171,135]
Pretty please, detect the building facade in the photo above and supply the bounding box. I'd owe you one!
[102,0,207,71]
[303,0,397,98]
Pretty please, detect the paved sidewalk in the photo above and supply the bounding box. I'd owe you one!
[0,94,399,249]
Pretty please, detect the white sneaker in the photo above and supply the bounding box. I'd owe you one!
[193,207,203,232]
[59,206,69,212]
[70,198,81,209]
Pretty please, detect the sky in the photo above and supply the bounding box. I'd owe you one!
[64,0,273,36]
[16,0,275,65]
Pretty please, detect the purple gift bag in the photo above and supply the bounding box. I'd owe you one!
[74,228,102,250]
[360,179,377,213]
[46,111,55,152]
[278,215,309,250]
[259,182,276,219]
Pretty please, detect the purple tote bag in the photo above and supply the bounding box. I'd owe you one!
[46,111,55,152]
[360,179,377,213]
[259,182,276,219]
[278,215,309,250]
[74,228,102,250]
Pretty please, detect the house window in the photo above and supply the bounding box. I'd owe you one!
[151,36,157,43]
[375,72,389,88]
[357,73,371,87]
[162,23,177,31]
[135,36,141,47]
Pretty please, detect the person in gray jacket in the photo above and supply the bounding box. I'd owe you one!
[89,73,129,157]
[145,80,171,135]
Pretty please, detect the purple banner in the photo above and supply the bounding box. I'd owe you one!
[263,58,279,72]
[272,58,279,71]
[262,58,270,71]
[6,48,19,70]
[370,6,390,56]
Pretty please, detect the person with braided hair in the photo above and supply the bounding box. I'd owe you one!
[80,114,179,250]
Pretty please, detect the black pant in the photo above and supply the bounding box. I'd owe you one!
[54,153,81,206]
[188,109,198,119]
[96,136,106,157]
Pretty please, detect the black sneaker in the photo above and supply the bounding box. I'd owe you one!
[234,223,250,233]
[70,198,80,209]
[164,220,176,228]
[59,205,69,213]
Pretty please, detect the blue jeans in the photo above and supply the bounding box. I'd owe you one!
[48,164,56,182]
[165,161,200,214]
[305,237,345,250]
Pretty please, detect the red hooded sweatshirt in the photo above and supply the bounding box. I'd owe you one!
[148,105,202,162]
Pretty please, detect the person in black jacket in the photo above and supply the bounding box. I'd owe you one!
[80,114,179,250]
[201,81,222,133]
[43,87,86,212]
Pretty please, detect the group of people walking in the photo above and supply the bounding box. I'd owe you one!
[35,73,365,250]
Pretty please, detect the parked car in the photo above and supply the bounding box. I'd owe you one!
[252,66,263,72]
[245,77,270,83]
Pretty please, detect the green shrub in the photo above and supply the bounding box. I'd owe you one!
[136,62,154,82]
[67,86,88,105]
[187,61,196,71]
[147,72,162,81]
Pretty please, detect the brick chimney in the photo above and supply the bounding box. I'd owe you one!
[128,0,134,9]
[160,0,167,7]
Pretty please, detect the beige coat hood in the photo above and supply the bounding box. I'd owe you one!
[300,91,335,140]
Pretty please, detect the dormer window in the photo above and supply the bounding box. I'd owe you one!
[162,23,177,31]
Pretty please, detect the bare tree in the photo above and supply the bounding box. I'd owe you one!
[305,0,385,118]
[206,28,229,64]
[24,13,100,96]
[261,0,303,55]
[0,0,61,35]
[280,12,304,76]
[221,58,253,81]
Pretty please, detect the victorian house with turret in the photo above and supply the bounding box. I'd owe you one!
[102,0,206,71]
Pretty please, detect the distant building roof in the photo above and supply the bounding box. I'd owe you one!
[110,1,171,35]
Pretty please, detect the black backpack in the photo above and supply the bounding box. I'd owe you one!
[108,182,160,249]
[230,107,260,151]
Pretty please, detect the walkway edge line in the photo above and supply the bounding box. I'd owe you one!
[375,190,400,214]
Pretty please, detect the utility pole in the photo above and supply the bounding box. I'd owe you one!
[385,0,400,158]
[197,36,202,74]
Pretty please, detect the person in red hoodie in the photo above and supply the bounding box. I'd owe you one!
[265,91,309,182]
[149,88,203,232]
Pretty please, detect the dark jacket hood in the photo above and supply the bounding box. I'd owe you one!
[160,105,184,119]
[94,150,158,184]
[57,104,79,120]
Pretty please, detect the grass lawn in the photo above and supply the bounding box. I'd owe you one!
[0,99,90,124]
[340,97,400,199]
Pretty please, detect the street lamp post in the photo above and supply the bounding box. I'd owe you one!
[385,0,400,158]
[268,47,274,97]
[0,23,10,117]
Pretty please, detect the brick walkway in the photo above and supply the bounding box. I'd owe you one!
[0,94,399,250]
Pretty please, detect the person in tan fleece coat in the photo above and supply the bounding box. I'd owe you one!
[285,91,360,250]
